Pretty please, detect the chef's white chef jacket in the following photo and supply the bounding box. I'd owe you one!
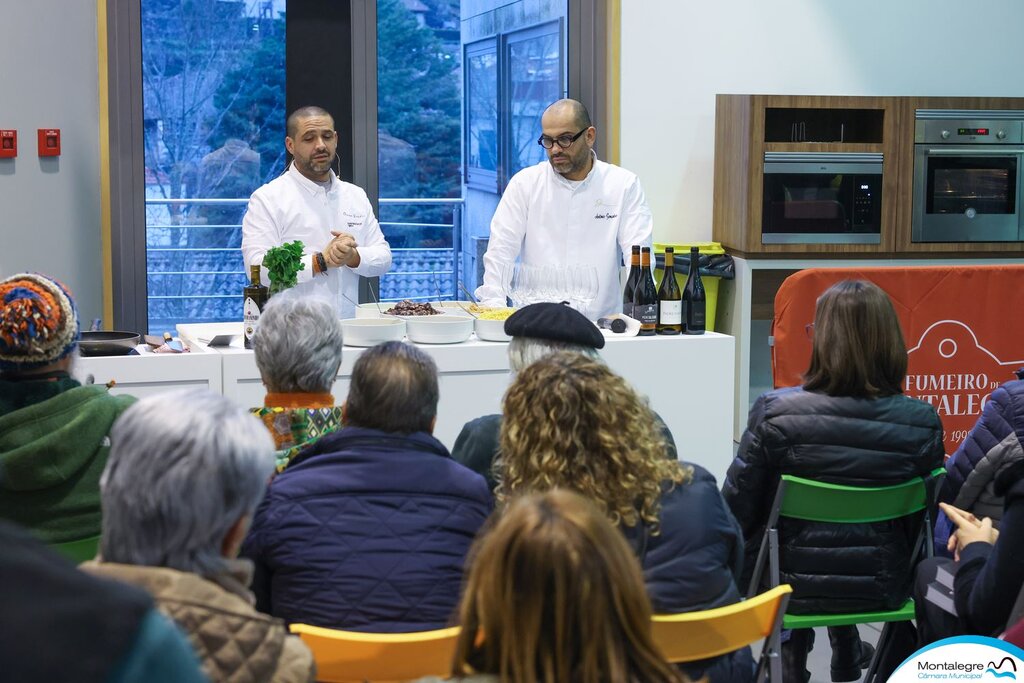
[242,163,392,319]
[475,154,653,319]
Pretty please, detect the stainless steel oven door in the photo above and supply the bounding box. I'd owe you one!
[912,146,1024,242]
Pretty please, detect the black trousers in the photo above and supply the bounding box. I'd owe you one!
[913,556,966,645]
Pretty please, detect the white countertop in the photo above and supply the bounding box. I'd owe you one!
[173,321,736,483]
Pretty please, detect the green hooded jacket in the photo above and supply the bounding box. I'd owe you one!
[0,377,135,544]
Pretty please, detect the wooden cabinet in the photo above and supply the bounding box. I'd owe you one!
[713,95,901,256]
[713,94,1024,256]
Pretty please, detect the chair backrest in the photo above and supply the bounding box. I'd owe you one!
[777,467,945,524]
[748,467,946,598]
[651,584,792,663]
[50,534,100,564]
[288,623,461,683]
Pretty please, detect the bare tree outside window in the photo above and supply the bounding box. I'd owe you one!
[142,0,286,333]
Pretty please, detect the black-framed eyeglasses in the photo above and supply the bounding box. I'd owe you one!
[537,128,588,150]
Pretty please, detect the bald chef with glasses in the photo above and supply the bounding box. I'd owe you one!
[475,98,653,319]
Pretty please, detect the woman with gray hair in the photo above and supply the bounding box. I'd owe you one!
[250,291,345,471]
[81,389,315,683]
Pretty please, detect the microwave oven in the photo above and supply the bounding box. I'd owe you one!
[762,152,882,244]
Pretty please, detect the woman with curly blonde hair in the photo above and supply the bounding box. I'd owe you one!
[498,352,752,683]
[419,489,686,683]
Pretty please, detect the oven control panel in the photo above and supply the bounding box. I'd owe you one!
[853,183,875,226]
[917,119,1024,145]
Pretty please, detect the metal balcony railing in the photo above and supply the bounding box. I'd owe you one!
[143,197,464,316]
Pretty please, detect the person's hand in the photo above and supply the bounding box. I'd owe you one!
[323,232,360,268]
[941,502,999,560]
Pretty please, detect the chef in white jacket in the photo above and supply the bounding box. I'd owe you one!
[475,98,652,319]
[242,106,391,319]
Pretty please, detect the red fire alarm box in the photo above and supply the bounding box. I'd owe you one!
[0,130,15,158]
[38,128,60,157]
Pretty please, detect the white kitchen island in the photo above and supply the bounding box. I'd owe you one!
[81,324,736,483]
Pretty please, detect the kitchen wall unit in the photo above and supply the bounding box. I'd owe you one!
[714,94,1024,257]
[713,95,902,256]
[894,96,1024,253]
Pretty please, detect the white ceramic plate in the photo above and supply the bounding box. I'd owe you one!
[340,318,406,347]
[405,316,473,344]
[474,317,511,342]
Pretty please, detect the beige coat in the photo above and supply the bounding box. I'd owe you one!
[82,560,314,683]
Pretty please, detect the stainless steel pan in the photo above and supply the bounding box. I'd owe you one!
[78,331,141,356]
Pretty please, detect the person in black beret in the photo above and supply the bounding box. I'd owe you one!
[452,302,675,490]
[502,301,606,350]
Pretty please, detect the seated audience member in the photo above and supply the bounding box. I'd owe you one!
[417,489,685,683]
[0,518,207,683]
[243,341,493,632]
[723,280,945,683]
[81,389,315,683]
[452,301,677,490]
[251,293,344,471]
[0,272,135,544]
[935,369,1024,554]
[498,352,749,683]
[914,461,1024,644]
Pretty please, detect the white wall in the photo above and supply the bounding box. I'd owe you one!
[0,1,102,321]
[620,0,1024,244]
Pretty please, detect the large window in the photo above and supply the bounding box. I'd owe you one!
[465,38,498,192]
[110,0,606,331]
[506,22,564,178]
[376,0,463,303]
[460,7,568,294]
[141,0,286,334]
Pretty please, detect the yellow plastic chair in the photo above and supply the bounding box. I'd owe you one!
[50,534,100,564]
[288,623,461,683]
[652,584,792,683]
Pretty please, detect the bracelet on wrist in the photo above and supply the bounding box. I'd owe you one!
[315,252,328,275]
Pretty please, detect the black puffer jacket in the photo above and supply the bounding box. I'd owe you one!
[723,386,945,614]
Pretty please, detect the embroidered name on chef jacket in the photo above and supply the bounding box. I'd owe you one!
[342,210,366,228]
[594,198,618,220]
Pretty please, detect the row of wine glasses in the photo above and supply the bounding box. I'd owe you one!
[496,262,599,318]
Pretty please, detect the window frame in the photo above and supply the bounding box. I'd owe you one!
[464,37,500,193]
[107,0,611,331]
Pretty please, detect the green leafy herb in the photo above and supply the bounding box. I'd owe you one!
[262,240,307,294]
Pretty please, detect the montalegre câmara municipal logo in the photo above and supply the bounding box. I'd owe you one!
[887,636,1024,682]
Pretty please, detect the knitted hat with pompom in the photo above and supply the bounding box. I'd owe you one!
[0,273,79,372]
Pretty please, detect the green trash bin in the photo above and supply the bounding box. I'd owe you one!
[653,242,727,332]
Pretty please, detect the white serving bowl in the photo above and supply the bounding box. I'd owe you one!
[354,303,386,319]
[340,318,406,347]
[474,317,511,342]
[405,316,473,344]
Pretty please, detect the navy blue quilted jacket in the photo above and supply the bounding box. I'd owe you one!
[241,426,493,632]
[936,379,1024,554]
[724,386,945,614]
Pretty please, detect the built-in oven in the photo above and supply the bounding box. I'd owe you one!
[762,152,882,244]
[912,110,1024,242]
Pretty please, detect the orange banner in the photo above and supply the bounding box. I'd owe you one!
[772,266,1024,456]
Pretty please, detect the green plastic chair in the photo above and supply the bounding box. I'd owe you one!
[50,534,101,564]
[748,467,945,683]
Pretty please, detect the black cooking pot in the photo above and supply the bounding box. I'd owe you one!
[78,331,141,356]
